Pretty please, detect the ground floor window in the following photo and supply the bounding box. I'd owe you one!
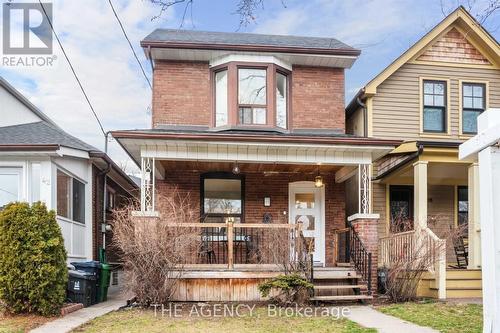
[389,185,414,233]
[0,167,22,208]
[457,186,468,226]
[56,170,86,224]
[201,172,244,223]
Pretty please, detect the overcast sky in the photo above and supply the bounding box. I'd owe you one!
[1,0,499,173]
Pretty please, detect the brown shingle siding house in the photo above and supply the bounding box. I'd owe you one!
[113,29,399,302]
[346,6,500,299]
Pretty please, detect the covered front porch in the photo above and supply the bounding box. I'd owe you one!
[113,130,396,301]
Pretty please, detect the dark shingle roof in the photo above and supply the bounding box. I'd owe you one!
[0,121,98,152]
[142,29,356,52]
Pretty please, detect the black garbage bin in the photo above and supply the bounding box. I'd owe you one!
[71,261,101,279]
[67,270,97,307]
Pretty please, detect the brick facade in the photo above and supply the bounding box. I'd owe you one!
[92,166,135,263]
[291,66,345,132]
[156,170,346,266]
[350,216,379,292]
[151,61,345,132]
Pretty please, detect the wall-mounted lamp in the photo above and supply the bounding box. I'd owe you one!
[232,162,240,174]
[314,165,324,188]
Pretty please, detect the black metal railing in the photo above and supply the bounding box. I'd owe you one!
[349,227,372,294]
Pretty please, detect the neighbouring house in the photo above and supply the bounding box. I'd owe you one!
[346,6,500,299]
[112,29,401,302]
[0,77,138,264]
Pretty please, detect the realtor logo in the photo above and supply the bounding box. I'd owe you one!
[2,2,53,55]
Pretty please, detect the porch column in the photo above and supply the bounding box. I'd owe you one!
[413,161,428,229]
[140,157,156,212]
[468,163,481,269]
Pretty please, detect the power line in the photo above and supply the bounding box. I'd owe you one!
[108,0,152,90]
[38,0,106,137]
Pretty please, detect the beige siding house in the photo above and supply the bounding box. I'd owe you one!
[346,6,500,299]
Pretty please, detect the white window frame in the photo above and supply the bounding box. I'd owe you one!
[56,168,86,225]
[0,167,23,206]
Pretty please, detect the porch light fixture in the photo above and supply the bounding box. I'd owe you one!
[232,162,240,175]
[314,165,324,188]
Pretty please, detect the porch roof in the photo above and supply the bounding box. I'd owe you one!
[112,129,399,167]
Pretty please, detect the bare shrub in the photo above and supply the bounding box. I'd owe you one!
[383,220,466,302]
[112,191,200,306]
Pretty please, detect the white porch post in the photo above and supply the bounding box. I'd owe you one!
[468,163,481,269]
[140,157,155,212]
[413,161,428,229]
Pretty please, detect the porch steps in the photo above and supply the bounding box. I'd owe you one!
[310,266,371,303]
[418,269,483,299]
[310,295,373,302]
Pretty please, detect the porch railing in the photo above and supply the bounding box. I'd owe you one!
[333,227,373,294]
[378,227,447,299]
[156,221,310,270]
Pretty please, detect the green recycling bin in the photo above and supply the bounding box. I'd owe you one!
[97,263,111,302]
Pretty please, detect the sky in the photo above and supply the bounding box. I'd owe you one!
[0,0,499,174]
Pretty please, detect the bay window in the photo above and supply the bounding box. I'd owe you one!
[213,62,289,129]
[57,170,85,224]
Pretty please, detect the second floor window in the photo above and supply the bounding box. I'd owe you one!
[423,80,447,133]
[213,63,289,129]
[462,83,485,134]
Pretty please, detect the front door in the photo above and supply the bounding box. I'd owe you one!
[289,182,325,266]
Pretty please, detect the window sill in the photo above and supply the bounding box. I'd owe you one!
[131,211,160,218]
[210,125,289,133]
[419,132,451,139]
[57,215,86,226]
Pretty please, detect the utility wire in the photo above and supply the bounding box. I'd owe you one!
[108,0,152,90]
[38,0,106,137]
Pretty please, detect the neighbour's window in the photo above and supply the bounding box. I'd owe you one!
[389,185,414,233]
[238,68,267,125]
[0,168,22,208]
[215,69,228,127]
[106,187,116,211]
[423,80,447,133]
[201,173,243,223]
[462,83,485,134]
[57,170,85,224]
[457,186,468,226]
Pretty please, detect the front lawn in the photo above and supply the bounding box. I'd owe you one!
[378,301,482,333]
[0,312,54,333]
[73,307,376,333]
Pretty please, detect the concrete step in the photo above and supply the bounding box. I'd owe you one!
[310,295,373,302]
[313,284,366,290]
[313,270,360,280]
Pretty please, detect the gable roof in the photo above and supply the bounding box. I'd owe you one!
[141,29,360,56]
[352,6,499,102]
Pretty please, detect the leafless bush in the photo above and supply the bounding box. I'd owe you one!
[383,220,466,302]
[112,190,200,306]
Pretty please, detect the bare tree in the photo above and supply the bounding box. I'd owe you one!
[440,0,500,28]
[148,0,286,28]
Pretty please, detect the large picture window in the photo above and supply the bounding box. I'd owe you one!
[201,173,243,224]
[57,170,85,224]
[423,80,447,133]
[462,83,485,134]
[212,62,289,129]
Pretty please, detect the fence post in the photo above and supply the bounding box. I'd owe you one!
[227,220,234,270]
[333,230,339,265]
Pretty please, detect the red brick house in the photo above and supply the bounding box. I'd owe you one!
[112,30,399,302]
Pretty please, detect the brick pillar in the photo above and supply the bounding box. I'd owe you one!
[348,214,379,294]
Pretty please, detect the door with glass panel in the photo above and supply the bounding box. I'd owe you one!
[289,182,325,266]
[0,168,22,208]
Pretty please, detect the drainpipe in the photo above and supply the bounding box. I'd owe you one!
[356,96,368,137]
[99,132,112,258]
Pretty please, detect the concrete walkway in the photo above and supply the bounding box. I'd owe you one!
[346,306,439,333]
[30,291,128,333]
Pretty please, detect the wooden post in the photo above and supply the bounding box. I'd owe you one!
[227,220,234,270]
[333,230,339,266]
[296,222,303,262]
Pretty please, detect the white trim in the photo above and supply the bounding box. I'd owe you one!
[210,54,292,71]
[347,213,380,222]
[131,210,160,217]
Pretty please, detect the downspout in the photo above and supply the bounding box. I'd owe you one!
[100,132,112,259]
[356,96,368,137]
